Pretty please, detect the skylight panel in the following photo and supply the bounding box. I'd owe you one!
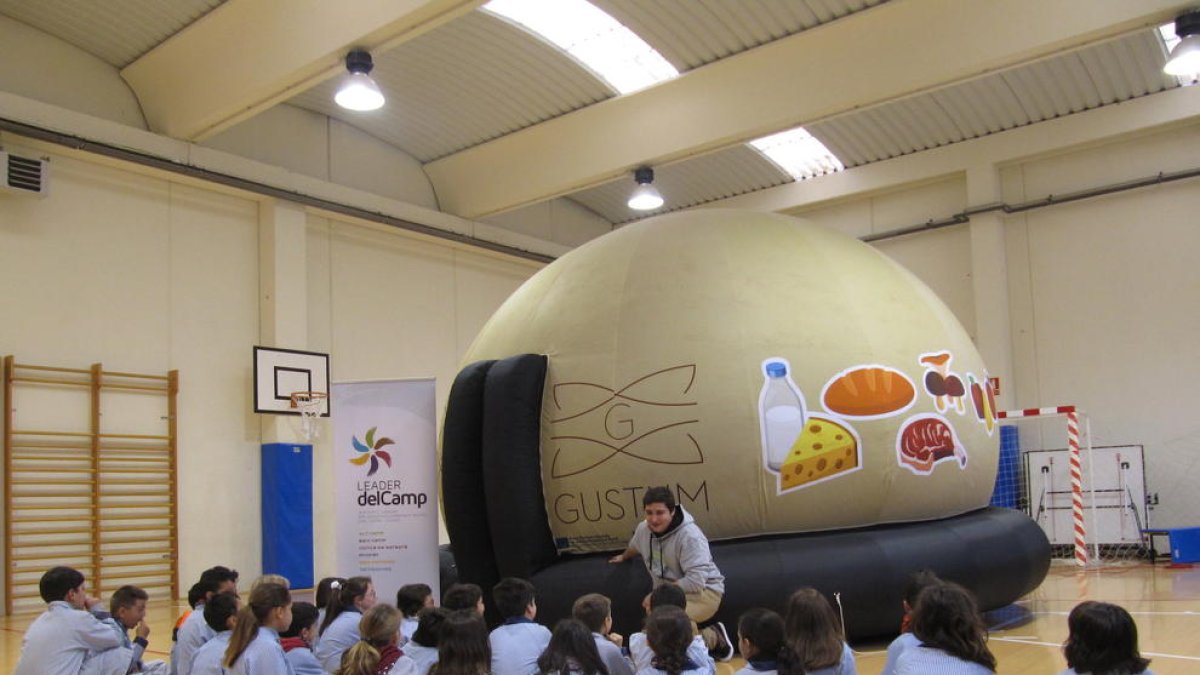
[1159,21,1180,52]
[749,128,844,181]
[482,0,678,94]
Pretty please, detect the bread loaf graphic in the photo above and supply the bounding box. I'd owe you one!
[821,366,916,418]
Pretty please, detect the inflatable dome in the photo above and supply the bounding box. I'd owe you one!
[441,210,1048,638]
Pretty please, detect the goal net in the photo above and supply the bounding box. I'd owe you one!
[990,406,1149,566]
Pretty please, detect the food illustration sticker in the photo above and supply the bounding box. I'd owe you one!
[820,365,917,420]
[966,373,997,435]
[759,358,863,494]
[918,351,966,415]
[896,413,967,475]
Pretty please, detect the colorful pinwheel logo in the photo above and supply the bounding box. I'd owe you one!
[350,427,394,476]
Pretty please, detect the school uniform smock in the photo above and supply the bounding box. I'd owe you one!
[628,632,713,675]
[81,616,152,675]
[401,617,419,644]
[1057,669,1155,675]
[805,643,856,675]
[489,617,551,675]
[281,637,324,675]
[175,604,218,675]
[190,631,233,675]
[880,632,919,675]
[591,633,634,675]
[734,658,777,675]
[634,656,710,675]
[14,601,125,675]
[894,646,993,675]
[404,640,439,675]
[226,626,291,675]
[314,609,362,673]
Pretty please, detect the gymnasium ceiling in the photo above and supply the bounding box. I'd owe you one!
[0,0,1193,227]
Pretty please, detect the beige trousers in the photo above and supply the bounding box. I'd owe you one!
[684,587,723,650]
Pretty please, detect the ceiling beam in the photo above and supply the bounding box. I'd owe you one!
[121,0,482,141]
[424,0,1186,219]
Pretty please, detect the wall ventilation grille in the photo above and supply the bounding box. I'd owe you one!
[1,152,48,196]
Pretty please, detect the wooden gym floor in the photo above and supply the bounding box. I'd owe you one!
[3,560,1198,674]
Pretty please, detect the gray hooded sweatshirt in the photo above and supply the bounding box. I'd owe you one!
[628,507,725,595]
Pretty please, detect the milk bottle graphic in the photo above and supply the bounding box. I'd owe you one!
[760,359,807,471]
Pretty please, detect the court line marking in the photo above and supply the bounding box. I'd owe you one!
[991,636,1200,661]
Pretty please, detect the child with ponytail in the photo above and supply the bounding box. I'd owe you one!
[316,576,379,672]
[637,606,710,675]
[223,582,293,675]
[736,608,799,675]
[336,604,418,675]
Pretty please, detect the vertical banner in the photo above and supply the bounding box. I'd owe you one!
[332,379,439,602]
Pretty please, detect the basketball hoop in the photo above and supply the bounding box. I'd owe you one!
[290,391,328,443]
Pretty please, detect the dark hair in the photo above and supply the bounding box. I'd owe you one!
[397,583,433,617]
[642,486,676,511]
[902,569,942,608]
[412,606,450,647]
[430,610,491,675]
[283,601,320,638]
[320,576,372,635]
[645,606,692,675]
[316,577,346,610]
[442,583,483,613]
[187,582,207,609]
[909,583,996,671]
[39,566,85,603]
[203,592,241,632]
[225,583,291,667]
[493,578,536,619]
[1063,601,1151,675]
[738,608,787,667]
[538,618,608,675]
[339,605,403,675]
[782,588,843,671]
[110,585,149,615]
[198,565,240,599]
[572,593,611,634]
[647,584,687,611]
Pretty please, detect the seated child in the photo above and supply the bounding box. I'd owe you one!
[314,576,347,645]
[442,583,486,617]
[316,576,378,672]
[222,582,293,675]
[188,592,241,675]
[281,602,324,675]
[781,588,856,675]
[430,611,491,675]
[571,594,633,675]
[881,569,942,675]
[893,583,995,675]
[1059,601,1153,675]
[173,565,240,675]
[637,607,711,675]
[14,566,124,675]
[336,604,418,675]
[83,585,168,675]
[536,619,607,675]
[489,578,552,675]
[397,584,435,643]
[406,607,450,675]
[734,608,788,675]
[251,574,291,593]
[629,585,711,675]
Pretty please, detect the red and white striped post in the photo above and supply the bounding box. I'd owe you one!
[997,405,1088,566]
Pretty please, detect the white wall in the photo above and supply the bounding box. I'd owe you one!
[0,134,540,605]
[0,15,145,128]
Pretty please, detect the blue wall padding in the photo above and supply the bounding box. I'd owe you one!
[990,425,1021,509]
[261,443,314,589]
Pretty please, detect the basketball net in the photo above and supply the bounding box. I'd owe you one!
[290,391,327,443]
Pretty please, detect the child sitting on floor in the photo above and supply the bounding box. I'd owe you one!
[1059,601,1153,675]
[734,608,791,675]
[189,592,241,675]
[893,583,995,675]
[628,585,711,675]
[489,577,552,675]
[781,588,856,675]
[281,602,324,675]
[397,584,435,644]
[536,619,608,675]
[83,585,167,675]
[637,607,711,675]
[406,607,449,675]
[572,594,633,675]
[14,566,124,675]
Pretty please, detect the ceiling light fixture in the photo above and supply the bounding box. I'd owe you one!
[627,166,664,211]
[1164,11,1200,76]
[335,49,385,111]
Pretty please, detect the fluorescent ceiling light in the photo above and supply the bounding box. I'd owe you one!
[483,0,678,94]
[749,128,844,181]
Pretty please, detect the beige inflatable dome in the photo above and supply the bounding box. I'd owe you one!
[462,209,998,554]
